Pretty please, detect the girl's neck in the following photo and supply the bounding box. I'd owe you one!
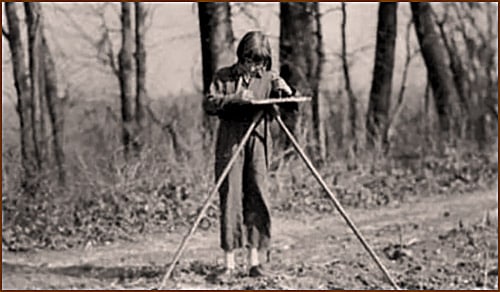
[242,73,251,85]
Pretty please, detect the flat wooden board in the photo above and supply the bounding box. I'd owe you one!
[249,97,312,105]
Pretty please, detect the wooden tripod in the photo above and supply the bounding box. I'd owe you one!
[158,107,400,290]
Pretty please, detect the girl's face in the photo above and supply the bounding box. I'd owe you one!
[241,58,266,77]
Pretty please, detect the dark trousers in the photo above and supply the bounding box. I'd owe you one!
[215,120,271,252]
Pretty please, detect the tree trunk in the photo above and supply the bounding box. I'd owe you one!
[37,46,48,164]
[119,2,135,159]
[366,3,398,151]
[135,2,147,152]
[312,3,326,161]
[41,34,66,186]
[340,3,358,152]
[481,3,497,148]
[411,2,460,138]
[279,2,323,156]
[435,17,468,116]
[198,2,235,141]
[434,6,471,140]
[4,3,38,191]
[454,3,496,148]
[24,3,44,169]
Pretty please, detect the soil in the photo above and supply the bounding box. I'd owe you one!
[2,188,498,290]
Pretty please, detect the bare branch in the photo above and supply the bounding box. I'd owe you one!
[340,2,357,145]
[330,44,374,61]
[52,4,96,46]
[105,105,136,141]
[145,4,156,33]
[2,28,10,40]
[105,105,120,123]
[431,2,450,27]
[95,10,119,77]
[388,19,417,131]
[233,3,261,29]
[144,104,190,159]
[106,38,119,77]
[320,6,341,17]
[460,7,487,43]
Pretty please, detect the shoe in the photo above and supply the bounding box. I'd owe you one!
[212,267,235,283]
[248,265,272,278]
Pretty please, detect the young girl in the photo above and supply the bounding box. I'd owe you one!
[203,31,294,280]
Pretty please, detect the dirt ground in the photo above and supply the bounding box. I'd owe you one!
[2,188,498,290]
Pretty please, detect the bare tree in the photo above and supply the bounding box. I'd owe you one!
[198,2,235,139]
[366,3,398,152]
[385,19,421,148]
[4,3,66,189]
[340,3,358,152]
[41,34,66,186]
[135,2,147,151]
[26,3,67,186]
[312,4,326,161]
[118,3,135,158]
[433,6,468,114]
[279,2,324,158]
[24,3,44,169]
[71,3,151,157]
[411,2,461,139]
[435,3,497,147]
[4,3,38,191]
[57,3,154,157]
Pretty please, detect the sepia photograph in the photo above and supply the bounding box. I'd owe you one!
[2,1,498,289]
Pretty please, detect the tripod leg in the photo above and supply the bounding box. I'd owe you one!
[158,111,264,289]
[274,114,400,290]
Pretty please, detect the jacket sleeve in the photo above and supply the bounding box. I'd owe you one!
[269,75,299,113]
[203,73,255,119]
[203,74,228,116]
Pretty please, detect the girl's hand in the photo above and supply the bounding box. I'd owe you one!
[236,88,255,101]
[233,77,255,103]
[272,78,293,96]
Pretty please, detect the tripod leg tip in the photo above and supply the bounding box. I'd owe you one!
[156,275,179,290]
[155,279,178,290]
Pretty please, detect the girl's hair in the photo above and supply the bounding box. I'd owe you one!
[236,31,272,71]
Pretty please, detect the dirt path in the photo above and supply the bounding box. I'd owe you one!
[2,189,498,289]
